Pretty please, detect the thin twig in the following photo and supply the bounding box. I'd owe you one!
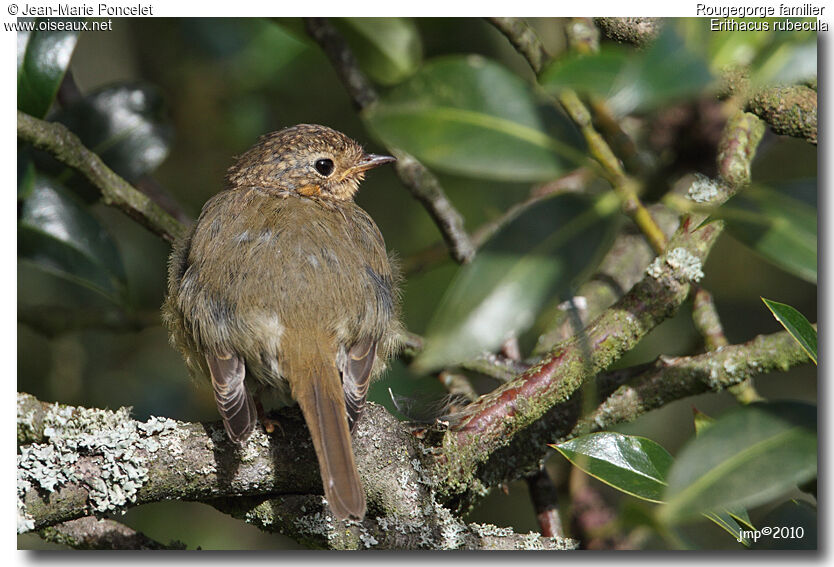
[17,110,186,243]
[303,17,475,264]
[487,18,551,74]
[692,285,763,404]
[526,468,565,538]
[403,168,592,274]
[487,18,669,255]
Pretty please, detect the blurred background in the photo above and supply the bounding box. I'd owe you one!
[18,18,816,549]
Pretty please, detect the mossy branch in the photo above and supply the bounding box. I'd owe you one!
[16,110,187,244]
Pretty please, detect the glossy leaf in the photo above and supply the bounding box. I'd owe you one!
[541,25,714,116]
[39,83,173,200]
[762,298,817,364]
[364,55,578,182]
[692,407,755,543]
[412,192,618,372]
[18,174,127,302]
[661,401,817,523]
[721,183,816,283]
[336,18,422,85]
[17,19,80,118]
[551,432,673,503]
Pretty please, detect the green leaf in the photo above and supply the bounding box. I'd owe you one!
[18,145,36,201]
[54,83,173,183]
[18,174,127,302]
[551,432,673,503]
[762,298,817,364]
[692,407,715,436]
[703,510,750,546]
[691,407,755,544]
[539,48,628,98]
[364,55,579,182]
[661,401,817,524]
[17,18,80,118]
[412,192,618,372]
[722,183,817,284]
[540,25,714,115]
[335,18,422,86]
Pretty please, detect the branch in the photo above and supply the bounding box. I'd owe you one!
[17,110,186,244]
[573,329,809,435]
[17,392,577,550]
[716,110,766,191]
[434,218,724,502]
[38,516,184,550]
[534,203,680,354]
[213,493,575,550]
[746,84,817,145]
[525,468,564,538]
[403,167,592,274]
[594,18,661,47]
[692,287,763,403]
[487,18,550,74]
[303,17,475,264]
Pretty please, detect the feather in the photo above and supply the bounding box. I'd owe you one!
[342,338,377,432]
[206,353,257,443]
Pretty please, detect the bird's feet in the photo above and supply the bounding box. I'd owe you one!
[255,397,283,435]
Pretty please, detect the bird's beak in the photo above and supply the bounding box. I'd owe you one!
[350,153,397,174]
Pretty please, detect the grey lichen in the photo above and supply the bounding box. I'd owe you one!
[687,173,723,204]
[647,247,704,283]
[17,402,180,532]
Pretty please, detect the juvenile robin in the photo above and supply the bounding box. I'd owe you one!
[162,124,402,520]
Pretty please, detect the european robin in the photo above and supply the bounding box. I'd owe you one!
[162,124,402,520]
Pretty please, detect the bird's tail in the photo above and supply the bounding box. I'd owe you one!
[285,338,366,520]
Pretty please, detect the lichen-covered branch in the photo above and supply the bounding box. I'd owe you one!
[535,204,680,354]
[213,493,575,550]
[38,516,184,550]
[17,110,186,244]
[692,287,763,403]
[303,17,474,264]
[594,18,661,47]
[717,110,766,190]
[17,392,577,550]
[746,85,817,145]
[573,329,809,435]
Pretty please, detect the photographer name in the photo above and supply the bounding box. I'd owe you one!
[21,3,153,16]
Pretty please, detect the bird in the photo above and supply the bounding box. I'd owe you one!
[162,124,402,520]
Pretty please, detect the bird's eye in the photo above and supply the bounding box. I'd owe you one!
[314,158,335,177]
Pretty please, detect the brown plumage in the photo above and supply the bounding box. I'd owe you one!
[162,124,402,520]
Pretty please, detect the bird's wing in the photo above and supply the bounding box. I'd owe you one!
[342,337,377,433]
[206,353,257,443]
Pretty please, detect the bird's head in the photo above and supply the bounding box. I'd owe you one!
[226,124,395,201]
